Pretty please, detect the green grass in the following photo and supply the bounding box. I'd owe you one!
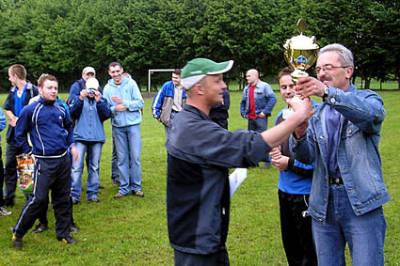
[0,90,399,265]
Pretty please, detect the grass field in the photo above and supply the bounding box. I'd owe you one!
[0,89,399,265]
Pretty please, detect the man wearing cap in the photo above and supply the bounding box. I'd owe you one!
[68,77,111,204]
[3,64,39,207]
[166,58,314,265]
[67,66,96,105]
[240,69,277,167]
[103,62,144,198]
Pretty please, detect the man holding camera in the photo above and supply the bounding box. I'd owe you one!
[68,77,111,203]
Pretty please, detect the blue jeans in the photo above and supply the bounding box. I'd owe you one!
[70,142,102,201]
[248,117,270,163]
[111,136,119,181]
[113,125,142,194]
[312,185,386,266]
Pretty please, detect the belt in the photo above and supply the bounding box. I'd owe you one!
[329,176,343,185]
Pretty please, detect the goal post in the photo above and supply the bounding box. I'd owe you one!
[147,69,176,93]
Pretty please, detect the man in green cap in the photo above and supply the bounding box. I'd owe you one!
[166,58,314,265]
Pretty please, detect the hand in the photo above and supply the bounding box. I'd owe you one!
[269,147,282,161]
[70,145,79,162]
[271,154,289,171]
[115,104,127,112]
[111,96,123,104]
[294,121,308,139]
[295,76,327,98]
[9,117,17,127]
[79,89,89,100]
[94,91,102,102]
[258,112,266,119]
[287,96,314,121]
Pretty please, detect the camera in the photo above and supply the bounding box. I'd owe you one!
[85,77,100,97]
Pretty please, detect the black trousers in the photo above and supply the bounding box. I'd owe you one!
[278,190,317,266]
[4,140,22,205]
[14,154,72,238]
[174,248,230,266]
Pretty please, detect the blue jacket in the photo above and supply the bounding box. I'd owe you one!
[3,82,39,142]
[275,110,313,195]
[240,80,276,118]
[67,79,86,104]
[291,85,390,221]
[167,105,270,255]
[15,97,74,157]
[151,80,187,119]
[0,108,7,139]
[103,77,144,127]
[69,96,111,143]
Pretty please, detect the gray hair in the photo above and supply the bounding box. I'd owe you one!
[319,43,354,68]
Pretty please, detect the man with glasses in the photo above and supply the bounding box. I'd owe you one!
[291,43,389,265]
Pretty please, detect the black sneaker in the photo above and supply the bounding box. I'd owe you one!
[57,235,76,244]
[32,223,48,234]
[12,233,23,249]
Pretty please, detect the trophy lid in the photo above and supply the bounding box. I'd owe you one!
[283,19,319,50]
[287,35,319,50]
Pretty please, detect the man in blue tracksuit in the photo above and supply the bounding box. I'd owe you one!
[12,74,78,248]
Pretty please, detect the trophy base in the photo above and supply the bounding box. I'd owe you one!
[291,69,309,83]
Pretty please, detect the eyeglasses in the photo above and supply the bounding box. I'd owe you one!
[315,64,350,73]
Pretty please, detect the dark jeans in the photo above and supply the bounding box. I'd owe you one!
[0,146,4,207]
[14,154,72,238]
[248,118,270,163]
[4,140,23,205]
[174,248,230,266]
[278,190,317,266]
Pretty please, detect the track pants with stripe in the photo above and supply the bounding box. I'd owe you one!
[14,153,72,238]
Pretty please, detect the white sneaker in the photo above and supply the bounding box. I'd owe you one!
[0,206,12,216]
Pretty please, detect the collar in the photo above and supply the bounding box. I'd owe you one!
[184,104,210,120]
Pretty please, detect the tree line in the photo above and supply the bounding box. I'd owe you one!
[0,0,398,91]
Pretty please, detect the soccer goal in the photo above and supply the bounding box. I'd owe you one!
[147,69,175,93]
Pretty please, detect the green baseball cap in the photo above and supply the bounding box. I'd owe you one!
[181,58,234,89]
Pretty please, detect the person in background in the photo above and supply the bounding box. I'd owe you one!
[0,108,10,216]
[3,64,38,207]
[152,69,186,136]
[69,77,111,204]
[270,67,317,265]
[103,62,145,198]
[240,69,276,167]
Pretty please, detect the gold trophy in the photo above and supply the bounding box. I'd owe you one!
[283,19,319,83]
[282,19,318,119]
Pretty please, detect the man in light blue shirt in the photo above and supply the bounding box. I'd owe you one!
[103,62,145,198]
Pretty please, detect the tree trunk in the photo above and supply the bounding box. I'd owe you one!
[364,78,371,90]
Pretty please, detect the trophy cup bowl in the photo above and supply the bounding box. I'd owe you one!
[283,21,319,83]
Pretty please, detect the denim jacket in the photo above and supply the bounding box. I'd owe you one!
[240,80,276,118]
[290,84,390,222]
